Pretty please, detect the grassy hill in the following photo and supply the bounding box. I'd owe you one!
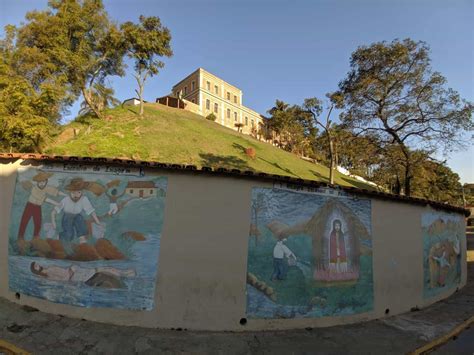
[46,103,373,189]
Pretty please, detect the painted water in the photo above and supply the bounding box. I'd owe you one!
[9,236,160,310]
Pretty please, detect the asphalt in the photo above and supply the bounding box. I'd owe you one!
[0,263,473,355]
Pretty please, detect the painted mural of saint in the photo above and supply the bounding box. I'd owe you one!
[328,219,348,273]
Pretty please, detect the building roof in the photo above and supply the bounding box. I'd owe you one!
[126,181,156,188]
[172,68,242,93]
[0,153,469,217]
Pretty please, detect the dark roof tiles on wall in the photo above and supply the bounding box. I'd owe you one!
[0,152,469,216]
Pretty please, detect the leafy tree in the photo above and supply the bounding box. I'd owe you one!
[412,159,463,205]
[78,83,120,117]
[302,97,337,184]
[266,100,317,156]
[315,126,381,179]
[121,16,173,116]
[0,24,63,152]
[0,66,55,152]
[14,0,125,119]
[206,113,217,121]
[335,38,473,196]
[235,122,244,133]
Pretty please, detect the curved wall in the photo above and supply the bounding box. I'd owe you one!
[0,158,468,331]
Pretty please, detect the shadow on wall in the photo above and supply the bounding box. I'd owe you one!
[199,153,250,171]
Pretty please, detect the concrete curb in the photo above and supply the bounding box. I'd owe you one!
[0,339,31,355]
[409,315,474,355]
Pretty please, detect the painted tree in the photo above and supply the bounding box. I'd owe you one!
[121,16,173,116]
[335,39,473,196]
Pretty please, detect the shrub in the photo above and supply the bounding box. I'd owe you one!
[206,113,217,121]
[245,147,256,159]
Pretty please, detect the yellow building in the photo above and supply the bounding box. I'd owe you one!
[169,68,264,135]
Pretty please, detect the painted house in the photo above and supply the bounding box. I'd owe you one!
[126,181,157,198]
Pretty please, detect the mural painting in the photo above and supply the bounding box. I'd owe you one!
[8,166,167,310]
[246,186,373,318]
[422,211,464,299]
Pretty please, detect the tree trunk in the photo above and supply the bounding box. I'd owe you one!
[399,144,412,196]
[404,160,412,196]
[138,81,144,116]
[328,133,335,185]
[394,175,401,195]
[81,87,102,119]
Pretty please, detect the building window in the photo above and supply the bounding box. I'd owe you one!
[214,103,218,113]
[192,81,195,90]
[245,117,248,125]
[184,86,187,95]
[234,95,237,103]
[192,99,195,103]
[227,92,231,100]
[214,85,218,95]
[206,81,210,90]
[234,112,237,121]
[251,119,255,127]
[150,189,153,194]
[227,108,230,118]
[130,189,134,194]
[206,99,210,110]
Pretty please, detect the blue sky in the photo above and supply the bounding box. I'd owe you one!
[1,0,473,182]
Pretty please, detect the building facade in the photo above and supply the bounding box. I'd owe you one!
[169,68,264,135]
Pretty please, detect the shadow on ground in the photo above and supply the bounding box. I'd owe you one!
[199,152,250,170]
[310,170,329,183]
[341,176,376,190]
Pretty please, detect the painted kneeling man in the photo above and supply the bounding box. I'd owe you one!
[51,178,100,243]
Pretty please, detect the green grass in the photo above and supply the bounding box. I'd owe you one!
[46,104,373,189]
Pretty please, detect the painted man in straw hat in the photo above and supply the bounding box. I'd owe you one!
[51,177,101,242]
[18,171,65,240]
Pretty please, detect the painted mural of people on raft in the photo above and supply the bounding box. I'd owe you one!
[8,166,167,310]
[246,187,373,318]
[422,211,464,299]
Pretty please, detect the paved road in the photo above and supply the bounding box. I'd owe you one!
[433,325,474,355]
[0,263,473,354]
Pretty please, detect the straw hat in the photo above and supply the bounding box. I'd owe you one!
[32,171,53,182]
[65,177,90,191]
